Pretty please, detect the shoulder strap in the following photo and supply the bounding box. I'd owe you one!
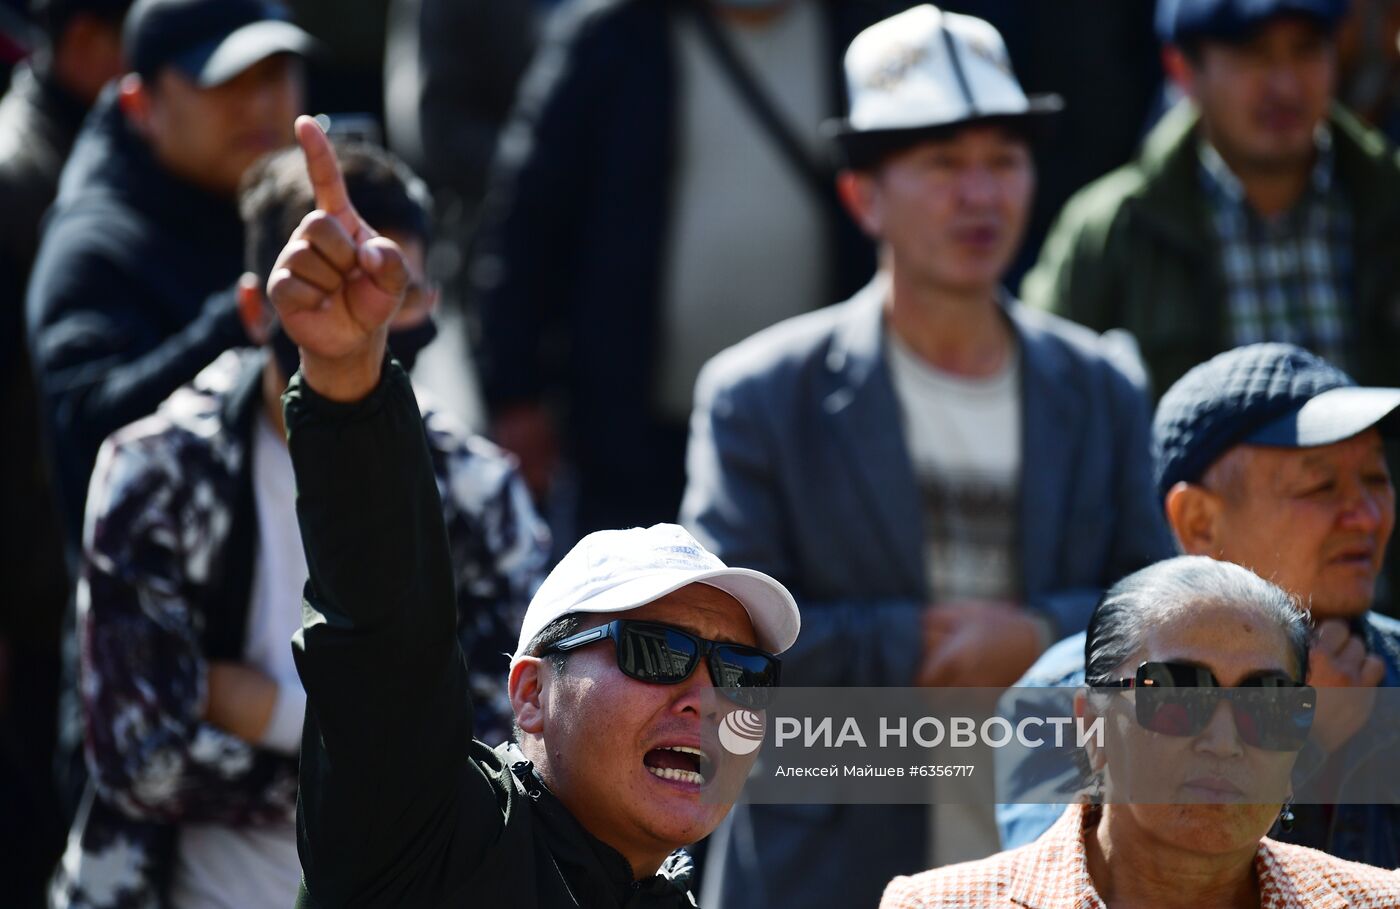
[682,1,836,206]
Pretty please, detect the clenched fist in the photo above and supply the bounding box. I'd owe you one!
[267,115,411,401]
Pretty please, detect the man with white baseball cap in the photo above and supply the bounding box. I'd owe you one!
[268,125,799,905]
[682,5,1172,907]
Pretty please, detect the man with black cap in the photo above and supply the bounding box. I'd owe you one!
[1024,0,1400,395]
[27,0,315,568]
[25,0,313,854]
[1001,342,1400,868]
[680,6,1173,907]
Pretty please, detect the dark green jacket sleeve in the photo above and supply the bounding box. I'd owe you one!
[285,361,501,907]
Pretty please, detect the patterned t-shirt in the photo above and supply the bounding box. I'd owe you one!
[886,329,1022,605]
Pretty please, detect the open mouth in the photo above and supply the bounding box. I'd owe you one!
[643,745,714,787]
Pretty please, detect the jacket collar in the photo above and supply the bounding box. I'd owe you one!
[500,744,698,908]
[1127,101,1400,252]
[823,276,928,593]
[1008,805,1354,909]
[822,278,1086,598]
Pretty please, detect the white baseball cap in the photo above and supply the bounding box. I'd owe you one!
[825,4,1061,166]
[514,524,800,658]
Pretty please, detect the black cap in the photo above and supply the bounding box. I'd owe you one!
[124,0,316,86]
[1153,343,1400,500]
[1156,0,1350,45]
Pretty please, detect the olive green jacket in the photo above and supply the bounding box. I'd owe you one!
[1022,101,1400,396]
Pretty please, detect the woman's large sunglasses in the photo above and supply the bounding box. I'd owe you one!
[1095,661,1316,752]
[543,620,782,708]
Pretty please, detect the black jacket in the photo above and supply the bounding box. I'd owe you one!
[0,57,85,646]
[286,362,695,908]
[471,0,897,522]
[26,86,250,561]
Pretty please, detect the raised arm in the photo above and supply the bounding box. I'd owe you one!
[275,119,498,905]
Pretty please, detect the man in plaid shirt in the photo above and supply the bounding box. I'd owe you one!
[1200,125,1354,370]
[1024,0,1400,397]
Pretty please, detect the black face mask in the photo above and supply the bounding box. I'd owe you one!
[268,317,439,381]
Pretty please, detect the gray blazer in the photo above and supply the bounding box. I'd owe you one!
[680,279,1174,909]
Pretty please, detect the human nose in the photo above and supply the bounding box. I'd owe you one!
[1192,700,1246,759]
[673,654,721,719]
[1336,478,1386,532]
[1263,58,1304,101]
[956,166,998,207]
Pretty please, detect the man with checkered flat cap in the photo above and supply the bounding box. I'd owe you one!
[681,5,1173,906]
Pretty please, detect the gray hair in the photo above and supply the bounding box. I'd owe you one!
[1084,556,1310,686]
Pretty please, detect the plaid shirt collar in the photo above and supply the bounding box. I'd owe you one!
[1006,804,1354,909]
[1198,125,1336,209]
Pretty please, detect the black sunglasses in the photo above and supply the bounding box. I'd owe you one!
[1096,661,1316,752]
[543,620,782,708]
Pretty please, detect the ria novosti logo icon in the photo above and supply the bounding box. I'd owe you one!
[719,709,765,755]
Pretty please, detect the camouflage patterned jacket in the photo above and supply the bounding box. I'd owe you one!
[52,350,549,909]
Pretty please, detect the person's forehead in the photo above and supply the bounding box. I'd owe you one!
[1133,599,1296,682]
[1259,429,1386,476]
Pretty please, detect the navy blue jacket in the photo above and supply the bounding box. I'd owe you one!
[26,87,249,560]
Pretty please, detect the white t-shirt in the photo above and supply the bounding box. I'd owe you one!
[886,328,1022,605]
[886,328,1021,869]
[169,415,306,909]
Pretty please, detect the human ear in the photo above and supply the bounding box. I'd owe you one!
[508,657,547,736]
[237,273,274,344]
[1074,689,1107,774]
[1164,481,1224,556]
[1161,44,1198,100]
[836,170,882,237]
[117,73,152,133]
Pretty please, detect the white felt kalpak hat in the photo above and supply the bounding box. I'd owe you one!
[513,524,800,658]
[825,4,1061,165]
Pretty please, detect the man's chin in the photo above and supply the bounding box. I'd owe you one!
[1308,582,1376,620]
[639,805,726,850]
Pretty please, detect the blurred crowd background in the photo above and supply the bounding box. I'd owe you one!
[4,0,1400,906]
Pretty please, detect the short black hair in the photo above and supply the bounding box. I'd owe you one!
[238,140,433,285]
[32,0,132,43]
[512,613,585,743]
[524,614,585,673]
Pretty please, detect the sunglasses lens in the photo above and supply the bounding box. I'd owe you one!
[617,624,700,683]
[1131,662,1315,751]
[1139,693,1202,737]
[713,646,781,708]
[1229,688,1315,751]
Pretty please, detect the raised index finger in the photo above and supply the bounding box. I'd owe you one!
[295,115,362,234]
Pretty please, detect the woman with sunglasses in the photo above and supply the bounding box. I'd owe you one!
[881,556,1400,909]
